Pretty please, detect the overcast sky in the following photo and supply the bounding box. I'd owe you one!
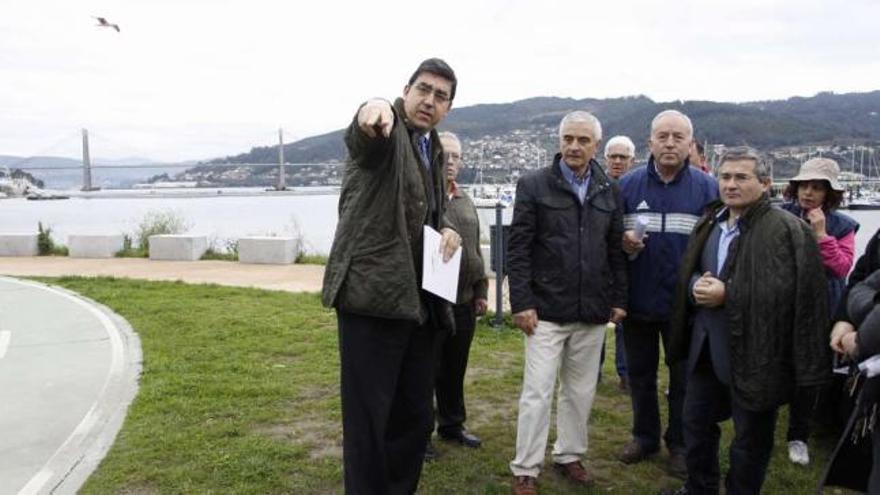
[1,0,878,162]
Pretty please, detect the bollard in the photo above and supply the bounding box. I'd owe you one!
[493,201,505,327]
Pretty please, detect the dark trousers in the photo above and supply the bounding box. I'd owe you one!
[870,422,880,493]
[683,356,778,494]
[434,303,476,437]
[600,322,628,378]
[623,318,686,452]
[338,311,435,495]
[786,387,815,441]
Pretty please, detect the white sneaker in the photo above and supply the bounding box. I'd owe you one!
[788,440,810,465]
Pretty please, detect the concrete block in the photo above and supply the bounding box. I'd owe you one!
[148,235,207,261]
[0,234,39,256]
[68,234,125,258]
[238,236,299,265]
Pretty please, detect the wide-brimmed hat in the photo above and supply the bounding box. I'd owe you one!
[789,158,844,191]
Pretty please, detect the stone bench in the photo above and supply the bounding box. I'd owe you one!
[238,236,299,265]
[68,234,125,259]
[148,235,207,261]
[0,234,38,256]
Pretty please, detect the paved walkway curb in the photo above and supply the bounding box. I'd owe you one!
[0,277,141,495]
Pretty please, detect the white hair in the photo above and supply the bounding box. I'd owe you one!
[604,135,636,157]
[558,111,602,141]
[650,109,694,137]
[437,131,460,146]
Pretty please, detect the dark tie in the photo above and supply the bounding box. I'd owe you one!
[418,135,431,170]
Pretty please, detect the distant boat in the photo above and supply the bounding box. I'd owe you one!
[26,194,70,201]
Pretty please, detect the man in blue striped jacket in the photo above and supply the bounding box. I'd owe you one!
[616,110,718,477]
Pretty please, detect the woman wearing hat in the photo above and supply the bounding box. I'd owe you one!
[781,157,860,466]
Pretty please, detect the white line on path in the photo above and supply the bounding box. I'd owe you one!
[3,277,125,495]
[0,330,10,359]
[16,470,52,495]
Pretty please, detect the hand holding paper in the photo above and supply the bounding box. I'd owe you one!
[624,215,650,260]
[422,226,462,303]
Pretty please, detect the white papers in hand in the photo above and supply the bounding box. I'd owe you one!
[628,215,650,261]
[633,215,649,240]
[859,354,880,378]
[422,225,462,303]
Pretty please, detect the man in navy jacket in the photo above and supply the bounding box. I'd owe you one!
[617,110,718,477]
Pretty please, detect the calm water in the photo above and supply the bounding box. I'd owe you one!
[0,194,341,254]
[1,193,879,256]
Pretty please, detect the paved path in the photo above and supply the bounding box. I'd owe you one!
[0,257,326,293]
[0,277,140,495]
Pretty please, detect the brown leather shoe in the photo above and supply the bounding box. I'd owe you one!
[512,475,538,495]
[619,440,658,464]
[553,460,593,485]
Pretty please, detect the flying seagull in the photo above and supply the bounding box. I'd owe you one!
[94,17,120,32]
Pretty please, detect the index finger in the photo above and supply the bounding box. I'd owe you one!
[360,110,379,138]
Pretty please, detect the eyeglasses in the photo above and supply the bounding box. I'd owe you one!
[606,154,632,160]
[413,83,451,104]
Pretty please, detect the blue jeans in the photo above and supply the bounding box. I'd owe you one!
[622,318,686,453]
[683,352,778,494]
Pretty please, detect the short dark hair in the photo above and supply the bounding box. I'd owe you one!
[408,58,457,101]
[695,140,705,155]
[783,181,844,211]
[718,146,770,182]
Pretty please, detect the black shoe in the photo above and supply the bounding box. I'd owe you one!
[440,429,482,448]
[424,441,437,462]
[618,440,658,464]
[668,450,687,479]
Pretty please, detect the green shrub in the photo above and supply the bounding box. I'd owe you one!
[133,209,192,256]
[37,222,68,256]
[295,252,328,265]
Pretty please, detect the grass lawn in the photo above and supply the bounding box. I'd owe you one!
[43,277,845,494]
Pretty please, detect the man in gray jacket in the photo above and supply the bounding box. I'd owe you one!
[427,132,488,457]
[322,58,462,495]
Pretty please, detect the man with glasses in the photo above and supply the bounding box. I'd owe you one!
[601,135,636,391]
[664,147,830,494]
[426,131,488,459]
[618,110,718,477]
[322,58,462,494]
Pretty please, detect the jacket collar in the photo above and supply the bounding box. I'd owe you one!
[706,196,772,231]
[550,153,610,201]
[647,155,691,185]
[448,179,463,199]
[393,97,443,164]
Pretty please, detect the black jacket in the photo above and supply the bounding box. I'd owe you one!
[508,155,627,324]
[847,270,880,360]
[669,198,831,411]
[836,227,880,322]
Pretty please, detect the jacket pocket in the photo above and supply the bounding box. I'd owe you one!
[340,238,415,318]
